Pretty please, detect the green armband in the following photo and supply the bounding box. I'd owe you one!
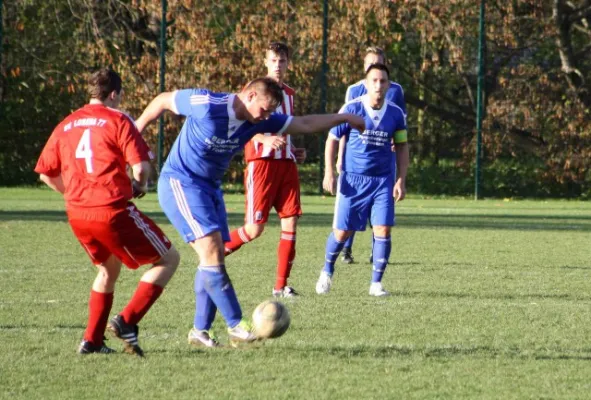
[394,130,408,143]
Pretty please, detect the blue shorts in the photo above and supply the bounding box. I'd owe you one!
[333,171,395,231]
[158,173,230,243]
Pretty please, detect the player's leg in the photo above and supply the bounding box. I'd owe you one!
[317,172,371,294]
[68,216,119,354]
[274,216,298,296]
[274,162,303,297]
[189,232,256,346]
[225,160,275,256]
[103,205,180,356]
[341,232,355,264]
[368,178,395,297]
[80,254,122,354]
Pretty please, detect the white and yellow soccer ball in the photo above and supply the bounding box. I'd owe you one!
[252,300,291,339]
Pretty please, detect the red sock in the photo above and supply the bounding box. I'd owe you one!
[275,231,296,290]
[224,226,252,256]
[120,281,164,326]
[84,290,114,345]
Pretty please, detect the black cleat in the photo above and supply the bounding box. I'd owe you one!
[107,314,144,357]
[369,254,373,264]
[341,248,354,264]
[78,339,116,355]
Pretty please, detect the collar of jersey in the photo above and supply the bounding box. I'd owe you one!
[362,94,387,128]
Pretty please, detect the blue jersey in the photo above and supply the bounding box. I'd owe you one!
[330,95,407,177]
[345,80,406,115]
[161,89,292,186]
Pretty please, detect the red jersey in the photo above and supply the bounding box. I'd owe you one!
[35,104,153,210]
[244,82,295,162]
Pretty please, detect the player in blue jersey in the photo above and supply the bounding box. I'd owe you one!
[338,46,407,265]
[316,63,409,297]
[135,77,364,347]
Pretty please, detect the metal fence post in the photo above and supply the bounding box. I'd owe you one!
[157,0,167,174]
[475,0,485,199]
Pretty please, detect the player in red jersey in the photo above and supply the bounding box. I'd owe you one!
[224,42,306,297]
[35,68,180,356]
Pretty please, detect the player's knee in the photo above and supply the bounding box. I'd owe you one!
[333,229,352,242]
[245,223,264,239]
[281,216,298,232]
[161,246,180,271]
[373,226,391,237]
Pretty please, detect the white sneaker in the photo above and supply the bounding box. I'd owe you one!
[369,282,390,297]
[188,328,221,348]
[315,271,333,294]
[227,320,258,347]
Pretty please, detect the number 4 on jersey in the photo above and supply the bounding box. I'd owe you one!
[76,129,94,173]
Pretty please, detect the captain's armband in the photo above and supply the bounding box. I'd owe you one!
[394,129,408,144]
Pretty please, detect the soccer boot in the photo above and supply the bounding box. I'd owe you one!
[315,271,333,294]
[272,286,300,298]
[341,248,354,264]
[227,319,258,348]
[369,282,390,297]
[77,339,116,355]
[188,328,221,348]
[107,314,144,357]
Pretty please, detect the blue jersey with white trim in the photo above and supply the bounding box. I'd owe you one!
[161,89,292,186]
[345,80,406,115]
[330,95,406,177]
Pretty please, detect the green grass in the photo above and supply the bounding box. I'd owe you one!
[1,188,591,399]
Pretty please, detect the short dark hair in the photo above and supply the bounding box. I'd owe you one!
[242,77,284,109]
[87,68,122,101]
[365,63,390,79]
[267,42,289,59]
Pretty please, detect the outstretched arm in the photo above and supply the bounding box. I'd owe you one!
[284,113,364,135]
[135,91,177,133]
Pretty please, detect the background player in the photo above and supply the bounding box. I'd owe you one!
[337,46,407,264]
[135,77,364,347]
[317,63,409,297]
[35,68,180,356]
[224,42,306,298]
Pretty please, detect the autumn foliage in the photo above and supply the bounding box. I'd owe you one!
[1,0,590,197]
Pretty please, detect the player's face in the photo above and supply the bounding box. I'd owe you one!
[265,51,289,82]
[363,53,384,73]
[245,92,275,123]
[365,69,389,105]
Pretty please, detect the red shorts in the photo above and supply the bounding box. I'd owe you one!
[67,203,172,269]
[244,159,302,224]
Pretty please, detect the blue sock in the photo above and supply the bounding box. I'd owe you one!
[371,235,391,282]
[198,265,242,328]
[193,269,217,330]
[344,233,355,249]
[323,232,346,276]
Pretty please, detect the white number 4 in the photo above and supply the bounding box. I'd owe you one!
[76,128,94,173]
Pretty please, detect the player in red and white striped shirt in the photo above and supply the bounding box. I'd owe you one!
[225,42,306,297]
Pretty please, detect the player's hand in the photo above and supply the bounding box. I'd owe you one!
[261,135,287,150]
[345,114,365,132]
[294,148,307,164]
[323,172,337,195]
[393,179,406,202]
[132,180,147,199]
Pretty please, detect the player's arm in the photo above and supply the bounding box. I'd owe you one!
[135,91,177,133]
[336,137,346,174]
[323,136,339,195]
[130,161,151,198]
[393,128,409,202]
[251,133,286,150]
[39,174,65,194]
[284,113,364,135]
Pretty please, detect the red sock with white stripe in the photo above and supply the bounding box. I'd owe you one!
[275,231,296,290]
[224,227,252,256]
[120,281,164,325]
[84,290,114,345]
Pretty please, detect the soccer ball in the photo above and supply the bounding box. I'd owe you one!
[252,300,290,339]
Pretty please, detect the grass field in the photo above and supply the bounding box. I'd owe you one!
[1,188,591,399]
